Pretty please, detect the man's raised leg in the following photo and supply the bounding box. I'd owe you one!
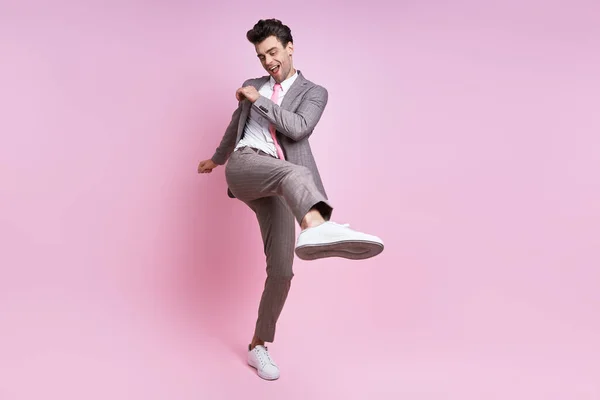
[225,147,384,261]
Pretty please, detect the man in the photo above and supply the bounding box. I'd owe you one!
[197,19,384,380]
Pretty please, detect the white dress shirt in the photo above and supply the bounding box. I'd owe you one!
[235,71,299,157]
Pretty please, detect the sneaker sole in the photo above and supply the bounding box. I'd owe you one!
[295,240,384,261]
[248,360,280,380]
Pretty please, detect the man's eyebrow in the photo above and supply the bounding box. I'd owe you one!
[257,47,278,57]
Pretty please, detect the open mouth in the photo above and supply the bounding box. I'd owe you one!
[269,65,280,74]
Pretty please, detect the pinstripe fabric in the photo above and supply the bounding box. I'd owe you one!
[225,147,333,342]
[211,71,332,343]
[225,147,333,224]
[247,196,295,342]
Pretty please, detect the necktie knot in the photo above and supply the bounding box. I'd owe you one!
[271,83,281,102]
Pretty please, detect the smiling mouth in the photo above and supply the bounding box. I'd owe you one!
[269,65,280,74]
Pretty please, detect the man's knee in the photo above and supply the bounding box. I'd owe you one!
[267,270,294,282]
[265,249,294,280]
[286,165,311,182]
[266,256,294,280]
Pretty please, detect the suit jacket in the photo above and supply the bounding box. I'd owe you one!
[211,70,329,199]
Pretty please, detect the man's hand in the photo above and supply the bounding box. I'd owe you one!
[236,86,260,103]
[198,158,218,174]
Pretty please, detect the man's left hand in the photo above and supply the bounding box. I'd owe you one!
[236,86,260,103]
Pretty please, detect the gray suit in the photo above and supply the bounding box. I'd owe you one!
[210,70,332,342]
[211,70,329,200]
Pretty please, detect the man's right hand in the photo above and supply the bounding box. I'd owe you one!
[198,159,218,174]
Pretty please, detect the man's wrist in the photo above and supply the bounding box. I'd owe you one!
[211,155,224,165]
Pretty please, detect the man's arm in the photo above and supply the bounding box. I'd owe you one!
[251,85,328,142]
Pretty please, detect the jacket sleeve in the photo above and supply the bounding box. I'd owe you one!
[250,85,328,142]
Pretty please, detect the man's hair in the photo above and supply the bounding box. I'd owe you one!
[246,19,293,48]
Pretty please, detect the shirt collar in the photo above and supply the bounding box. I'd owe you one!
[269,70,299,92]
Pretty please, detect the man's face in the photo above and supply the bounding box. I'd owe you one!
[255,35,294,83]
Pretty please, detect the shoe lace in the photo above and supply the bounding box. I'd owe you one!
[256,346,275,366]
[263,347,275,364]
[262,346,276,365]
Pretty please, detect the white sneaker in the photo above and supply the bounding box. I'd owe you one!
[247,345,280,380]
[295,221,384,261]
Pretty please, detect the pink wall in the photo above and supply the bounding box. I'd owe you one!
[1,1,599,398]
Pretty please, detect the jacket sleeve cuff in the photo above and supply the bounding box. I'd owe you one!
[252,96,274,120]
[211,152,227,165]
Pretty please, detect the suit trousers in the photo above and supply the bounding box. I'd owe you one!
[224,146,333,342]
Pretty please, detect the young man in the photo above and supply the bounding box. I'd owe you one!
[197,19,384,380]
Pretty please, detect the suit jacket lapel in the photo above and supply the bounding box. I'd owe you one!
[237,77,269,139]
[236,101,251,139]
[281,71,307,110]
[250,77,269,91]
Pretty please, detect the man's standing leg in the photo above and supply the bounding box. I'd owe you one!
[251,196,295,342]
[246,196,295,380]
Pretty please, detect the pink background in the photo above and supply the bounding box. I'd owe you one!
[1,0,599,398]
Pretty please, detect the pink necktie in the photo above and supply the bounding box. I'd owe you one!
[269,83,285,160]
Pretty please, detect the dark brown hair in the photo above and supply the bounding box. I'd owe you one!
[246,19,293,48]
